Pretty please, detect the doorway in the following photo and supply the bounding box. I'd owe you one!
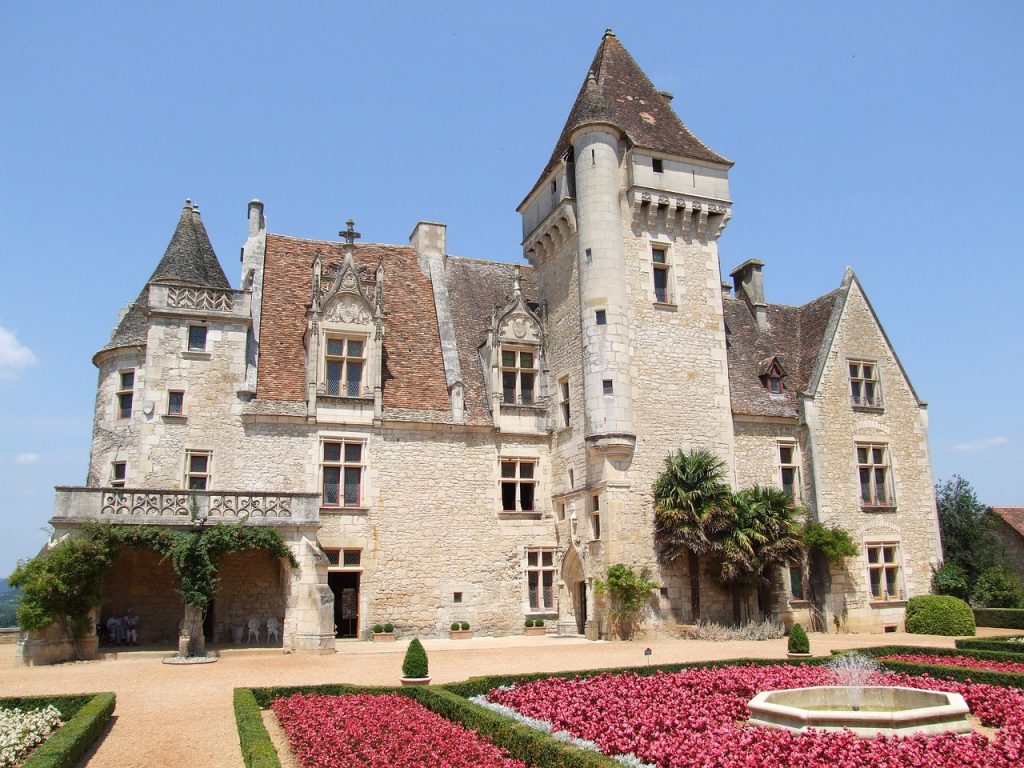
[328,571,359,638]
[576,581,588,635]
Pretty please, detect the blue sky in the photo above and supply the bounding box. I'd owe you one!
[1,2,1020,574]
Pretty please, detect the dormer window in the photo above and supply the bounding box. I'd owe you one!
[326,336,365,397]
[501,347,536,405]
[759,357,786,396]
[768,376,782,394]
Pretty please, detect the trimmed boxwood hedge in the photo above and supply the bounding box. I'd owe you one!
[0,692,116,768]
[905,595,976,636]
[234,688,281,768]
[974,608,1024,629]
[956,636,1024,653]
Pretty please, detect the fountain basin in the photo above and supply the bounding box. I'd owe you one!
[747,686,971,737]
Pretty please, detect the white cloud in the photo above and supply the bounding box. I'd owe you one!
[951,436,1010,453]
[14,453,40,466]
[0,327,37,379]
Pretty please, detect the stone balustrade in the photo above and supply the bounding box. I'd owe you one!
[148,284,251,319]
[52,487,320,526]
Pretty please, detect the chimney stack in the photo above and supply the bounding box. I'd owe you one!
[729,259,767,331]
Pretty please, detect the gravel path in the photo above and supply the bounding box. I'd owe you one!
[2,629,1015,768]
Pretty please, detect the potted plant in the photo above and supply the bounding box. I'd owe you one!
[786,623,812,658]
[400,638,430,685]
[450,621,472,639]
[524,617,546,636]
[372,622,395,642]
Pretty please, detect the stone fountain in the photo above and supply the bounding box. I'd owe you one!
[747,652,971,738]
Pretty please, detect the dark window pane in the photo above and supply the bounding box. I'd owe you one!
[865,382,875,403]
[870,569,882,598]
[874,469,887,502]
[502,482,517,511]
[851,381,862,401]
[527,551,538,566]
[343,467,361,505]
[323,442,341,462]
[113,463,126,481]
[501,350,516,367]
[119,392,133,419]
[860,468,871,501]
[323,467,340,504]
[867,547,880,564]
[592,514,601,539]
[520,373,534,404]
[849,363,859,378]
[595,310,607,325]
[789,567,803,599]
[520,482,535,511]
[519,462,534,479]
[502,371,516,404]
[346,361,363,396]
[121,371,134,389]
[343,549,361,566]
[327,339,344,356]
[543,571,553,606]
[168,391,184,414]
[652,248,666,264]
[528,572,538,609]
[347,339,364,358]
[781,467,795,496]
[500,461,516,478]
[324,549,340,565]
[653,267,668,302]
[190,454,208,473]
[188,326,207,351]
[542,551,553,567]
[326,362,343,395]
[344,442,362,463]
[603,379,613,395]
[863,365,874,380]
[520,351,534,369]
[779,446,793,464]
[188,477,207,491]
[883,546,896,563]
[873,448,884,464]
[885,568,898,597]
[768,377,781,393]
[857,447,868,463]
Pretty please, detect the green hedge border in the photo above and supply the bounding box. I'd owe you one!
[0,692,115,768]
[974,608,1024,629]
[236,649,1024,768]
[956,636,1024,653]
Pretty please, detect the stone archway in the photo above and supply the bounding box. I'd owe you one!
[560,546,587,635]
[101,549,182,646]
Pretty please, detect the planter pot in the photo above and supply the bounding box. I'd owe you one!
[523,627,547,636]
[230,627,244,644]
[450,630,473,640]
[372,632,396,642]
[786,652,813,658]
[400,676,431,686]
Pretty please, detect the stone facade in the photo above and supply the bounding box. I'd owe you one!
[29,30,942,664]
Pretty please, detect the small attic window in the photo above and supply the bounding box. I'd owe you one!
[595,309,607,325]
[768,376,782,394]
[652,158,664,173]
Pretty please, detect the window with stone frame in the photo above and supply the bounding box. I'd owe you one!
[778,442,800,501]
[167,390,185,416]
[187,324,208,352]
[787,562,805,600]
[322,440,364,508]
[116,370,134,420]
[526,549,556,611]
[652,245,671,304]
[110,461,126,488]
[559,377,570,427]
[500,458,536,512]
[848,360,882,408]
[591,494,602,539]
[866,542,902,600]
[325,336,366,397]
[501,347,537,405]
[185,450,211,490]
[857,443,894,509]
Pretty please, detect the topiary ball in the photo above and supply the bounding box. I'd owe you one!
[450,622,460,631]
[906,595,976,636]
[787,623,810,654]
[402,638,429,678]
[383,623,394,633]
[535,618,544,627]
[525,618,534,627]
[460,621,470,631]
[372,623,384,634]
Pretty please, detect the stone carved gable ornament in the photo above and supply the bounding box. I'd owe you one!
[316,219,375,329]
[324,295,372,325]
[493,265,543,346]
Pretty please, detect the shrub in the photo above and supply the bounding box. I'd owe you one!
[973,565,1024,608]
[973,608,1024,630]
[372,623,384,634]
[931,562,970,600]
[683,620,785,641]
[534,618,543,627]
[593,564,658,640]
[17,692,115,768]
[460,621,470,631]
[524,618,534,628]
[451,622,461,631]
[384,623,394,633]
[234,688,281,768]
[403,638,429,679]
[788,623,810,654]
[905,595,976,636]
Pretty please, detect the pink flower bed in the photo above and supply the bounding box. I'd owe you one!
[488,664,1024,767]
[272,693,527,768]
[882,653,1024,676]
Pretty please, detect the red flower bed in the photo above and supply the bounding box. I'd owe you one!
[882,653,1024,675]
[273,693,527,768]
[488,664,1024,767]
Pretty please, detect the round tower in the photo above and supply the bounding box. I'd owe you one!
[572,122,636,452]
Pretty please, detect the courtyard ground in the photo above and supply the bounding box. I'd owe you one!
[2,628,1019,768]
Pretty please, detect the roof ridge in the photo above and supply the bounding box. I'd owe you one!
[267,232,415,250]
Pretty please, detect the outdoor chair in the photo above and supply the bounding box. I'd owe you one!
[266,616,281,643]
[246,616,260,643]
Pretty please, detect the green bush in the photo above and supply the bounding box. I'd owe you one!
[18,692,115,768]
[450,622,460,631]
[931,562,970,600]
[460,621,470,631]
[957,635,1024,653]
[905,595,976,636]
[383,623,394,633]
[787,623,809,654]
[402,638,429,678]
[973,566,1024,608]
[524,618,534,627]
[234,688,281,768]
[534,617,544,627]
[372,623,384,634]
[973,608,1024,629]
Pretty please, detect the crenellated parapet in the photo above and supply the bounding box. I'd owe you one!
[523,200,578,267]
[628,188,731,240]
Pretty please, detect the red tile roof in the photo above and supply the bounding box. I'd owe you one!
[991,507,1024,538]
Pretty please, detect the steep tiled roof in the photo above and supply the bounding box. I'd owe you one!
[526,31,731,205]
[97,202,230,359]
[445,257,538,425]
[725,289,841,418]
[990,507,1024,538]
[256,235,451,414]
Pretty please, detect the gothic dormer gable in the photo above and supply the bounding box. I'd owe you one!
[758,355,787,395]
[320,251,374,327]
[492,266,543,347]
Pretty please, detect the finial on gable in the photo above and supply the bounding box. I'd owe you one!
[512,264,522,297]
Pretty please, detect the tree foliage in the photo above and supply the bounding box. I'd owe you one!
[972,565,1024,609]
[931,562,971,600]
[594,564,659,640]
[804,522,858,563]
[8,536,116,659]
[936,475,996,587]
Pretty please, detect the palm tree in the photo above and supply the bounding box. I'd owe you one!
[653,448,733,622]
[715,485,805,624]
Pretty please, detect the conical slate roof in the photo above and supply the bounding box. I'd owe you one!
[525,30,731,204]
[96,201,230,358]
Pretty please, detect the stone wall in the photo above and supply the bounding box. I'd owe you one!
[213,550,288,643]
[101,549,182,644]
